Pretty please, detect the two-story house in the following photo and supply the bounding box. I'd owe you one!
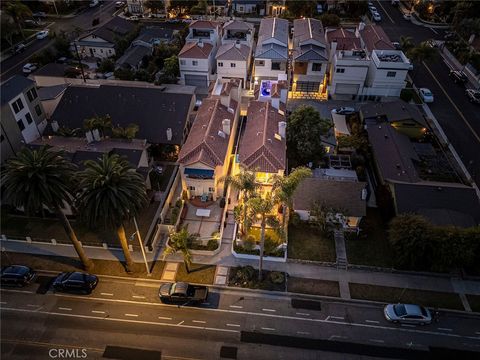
[232,0,266,15]
[1,76,47,164]
[177,79,241,200]
[216,20,255,88]
[292,18,329,98]
[127,0,145,15]
[254,17,289,82]
[179,20,221,88]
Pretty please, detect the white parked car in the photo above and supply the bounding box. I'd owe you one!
[384,304,432,325]
[372,12,382,22]
[419,88,434,103]
[403,12,412,21]
[23,63,37,74]
[36,30,49,39]
[115,1,125,8]
[331,107,356,115]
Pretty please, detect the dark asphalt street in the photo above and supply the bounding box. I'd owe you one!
[375,0,480,186]
[1,273,479,359]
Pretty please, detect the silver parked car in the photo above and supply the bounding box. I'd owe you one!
[384,304,432,325]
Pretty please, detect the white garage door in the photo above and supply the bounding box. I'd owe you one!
[335,83,360,95]
[185,74,208,88]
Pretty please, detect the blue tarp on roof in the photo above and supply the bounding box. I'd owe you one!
[184,168,214,179]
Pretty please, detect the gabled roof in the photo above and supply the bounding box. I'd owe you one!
[293,177,367,217]
[135,26,174,43]
[178,97,237,168]
[223,19,254,32]
[1,75,35,106]
[360,101,427,128]
[50,84,193,145]
[325,27,361,50]
[393,182,480,227]
[38,84,68,101]
[80,16,135,44]
[366,123,420,183]
[190,20,219,30]
[255,17,289,59]
[116,44,151,68]
[216,42,250,61]
[359,24,395,52]
[237,101,286,173]
[178,41,214,59]
[293,18,325,47]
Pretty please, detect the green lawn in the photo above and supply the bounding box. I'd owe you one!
[247,226,282,243]
[349,283,464,310]
[1,251,164,278]
[287,224,336,262]
[287,277,340,297]
[175,263,216,284]
[466,295,480,313]
[345,208,395,268]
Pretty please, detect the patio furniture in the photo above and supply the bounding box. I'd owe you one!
[201,193,208,202]
[196,209,211,218]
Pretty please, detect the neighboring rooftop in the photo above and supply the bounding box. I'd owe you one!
[116,45,152,69]
[31,63,68,78]
[50,84,193,145]
[135,26,175,44]
[293,177,367,217]
[393,182,480,228]
[223,19,254,32]
[366,122,420,183]
[83,16,135,44]
[359,24,394,52]
[293,18,328,61]
[361,101,427,127]
[178,41,214,59]
[37,84,69,101]
[255,17,289,59]
[216,42,250,61]
[177,97,238,168]
[1,75,35,106]
[325,27,361,50]
[237,101,286,173]
[189,20,219,30]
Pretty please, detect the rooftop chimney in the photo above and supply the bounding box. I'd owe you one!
[278,121,286,138]
[166,127,173,141]
[235,40,241,49]
[222,119,231,135]
[198,40,204,48]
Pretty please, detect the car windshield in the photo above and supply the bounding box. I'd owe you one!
[393,304,407,316]
[423,90,432,96]
[420,307,428,317]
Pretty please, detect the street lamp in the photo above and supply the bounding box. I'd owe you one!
[130,216,151,276]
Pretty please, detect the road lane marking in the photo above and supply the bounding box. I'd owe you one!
[58,307,72,311]
[297,331,310,335]
[0,289,34,294]
[262,308,276,312]
[124,313,138,317]
[326,316,344,321]
[329,335,348,340]
[430,27,438,34]
[375,0,395,24]
[26,304,38,307]
[100,292,114,296]
[261,327,275,331]
[91,310,105,314]
[132,295,145,299]
[47,294,477,340]
[229,305,243,309]
[1,307,240,334]
[296,312,310,316]
[423,61,480,144]
[226,323,240,327]
[370,339,385,343]
[438,328,453,331]
[401,324,416,328]
[365,320,380,324]
[158,316,172,320]
[177,321,184,325]
[192,320,206,324]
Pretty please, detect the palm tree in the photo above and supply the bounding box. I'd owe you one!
[163,227,194,273]
[408,41,438,79]
[76,154,147,272]
[83,115,112,138]
[272,167,312,232]
[247,193,277,281]
[221,169,259,235]
[1,146,93,271]
[5,1,32,40]
[399,36,414,54]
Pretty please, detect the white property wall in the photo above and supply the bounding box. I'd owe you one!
[8,93,41,144]
[217,59,248,85]
[254,58,287,79]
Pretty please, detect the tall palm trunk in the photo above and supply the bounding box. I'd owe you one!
[117,224,134,272]
[55,207,94,271]
[258,216,266,282]
[281,202,287,232]
[241,193,249,234]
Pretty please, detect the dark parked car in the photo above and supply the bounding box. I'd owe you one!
[11,43,26,54]
[53,272,98,294]
[449,70,468,85]
[159,282,208,304]
[1,265,36,287]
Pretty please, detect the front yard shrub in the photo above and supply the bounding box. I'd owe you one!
[233,265,255,284]
[243,236,256,250]
[269,271,285,284]
[206,239,218,250]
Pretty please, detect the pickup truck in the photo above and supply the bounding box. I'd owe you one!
[159,282,208,304]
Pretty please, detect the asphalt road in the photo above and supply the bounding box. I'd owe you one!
[375,0,480,186]
[1,272,479,359]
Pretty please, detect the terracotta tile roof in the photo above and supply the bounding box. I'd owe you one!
[238,101,286,173]
[190,20,220,29]
[271,80,287,98]
[360,24,394,52]
[293,18,325,47]
[326,27,361,50]
[223,20,254,32]
[293,177,367,217]
[178,41,214,59]
[178,98,237,168]
[216,42,251,61]
[220,79,242,96]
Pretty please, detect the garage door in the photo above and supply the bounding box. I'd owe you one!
[296,81,321,93]
[185,74,208,88]
[335,83,360,95]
